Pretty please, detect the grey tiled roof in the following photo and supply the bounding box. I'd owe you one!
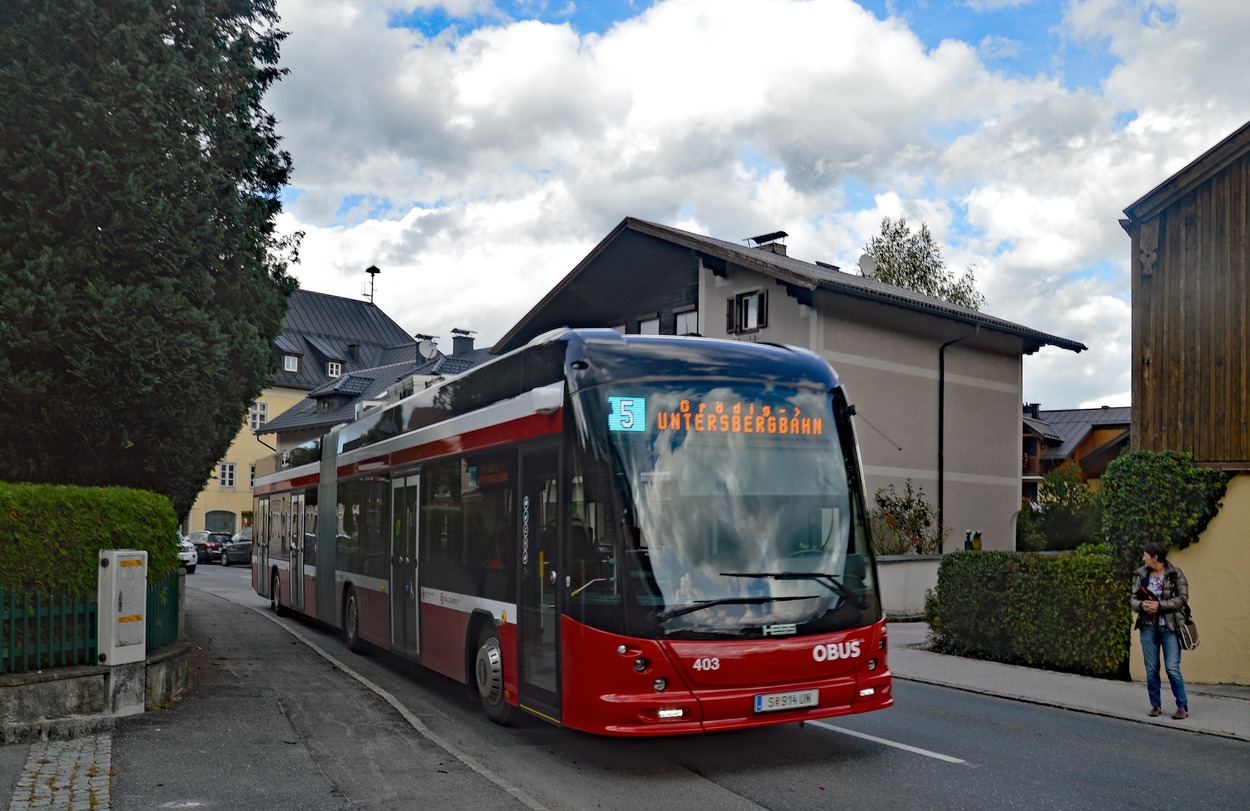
[1034,406,1131,461]
[494,216,1088,356]
[270,289,417,392]
[261,348,495,436]
[1023,416,1064,443]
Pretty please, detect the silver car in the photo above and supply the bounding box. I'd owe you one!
[177,532,197,574]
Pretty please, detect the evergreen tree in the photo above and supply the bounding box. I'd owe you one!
[0,0,299,518]
[863,217,985,310]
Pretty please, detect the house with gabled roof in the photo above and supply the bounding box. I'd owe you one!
[259,333,493,451]
[1022,404,1131,500]
[184,289,418,536]
[496,217,1087,551]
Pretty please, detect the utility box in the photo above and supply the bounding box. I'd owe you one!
[98,549,148,666]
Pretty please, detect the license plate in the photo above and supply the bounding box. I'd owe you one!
[754,689,819,713]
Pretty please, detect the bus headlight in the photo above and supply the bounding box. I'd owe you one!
[634,657,649,672]
[653,678,667,692]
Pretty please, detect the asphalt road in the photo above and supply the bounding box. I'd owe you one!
[130,566,1250,811]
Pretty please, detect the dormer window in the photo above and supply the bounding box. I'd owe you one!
[284,354,299,372]
[327,361,342,378]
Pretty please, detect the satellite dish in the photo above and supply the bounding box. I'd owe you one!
[417,339,439,360]
[858,254,878,278]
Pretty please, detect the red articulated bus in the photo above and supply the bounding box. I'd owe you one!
[252,328,892,735]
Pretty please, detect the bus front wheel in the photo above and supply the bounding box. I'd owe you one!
[474,624,513,725]
[344,586,366,653]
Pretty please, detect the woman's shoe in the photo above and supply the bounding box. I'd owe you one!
[1149,707,1161,717]
[1172,708,1188,720]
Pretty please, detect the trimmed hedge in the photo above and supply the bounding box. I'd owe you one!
[0,482,178,596]
[925,549,1130,677]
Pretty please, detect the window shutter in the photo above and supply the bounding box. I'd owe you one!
[726,298,736,333]
[758,291,768,328]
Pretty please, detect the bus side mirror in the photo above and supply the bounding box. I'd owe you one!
[531,383,564,415]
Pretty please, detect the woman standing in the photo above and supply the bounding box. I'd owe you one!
[1130,541,1190,719]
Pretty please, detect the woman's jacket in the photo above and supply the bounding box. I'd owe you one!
[1130,563,1189,632]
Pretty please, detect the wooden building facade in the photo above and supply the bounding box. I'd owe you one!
[1122,121,1250,469]
[1122,121,1250,686]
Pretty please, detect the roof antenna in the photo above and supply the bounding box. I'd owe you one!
[364,264,381,303]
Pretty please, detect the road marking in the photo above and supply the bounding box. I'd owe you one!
[809,720,968,764]
[254,607,551,811]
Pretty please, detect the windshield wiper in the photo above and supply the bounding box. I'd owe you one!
[654,594,818,623]
[720,572,869,610]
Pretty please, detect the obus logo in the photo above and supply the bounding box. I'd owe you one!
[812,640,861,662]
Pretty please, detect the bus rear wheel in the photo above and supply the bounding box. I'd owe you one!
[271,572,288,617]
[474,624,513,725]
[344,586,366,653]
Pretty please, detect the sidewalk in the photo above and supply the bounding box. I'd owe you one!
[4,620,1248,809]
[887,621,1250,741]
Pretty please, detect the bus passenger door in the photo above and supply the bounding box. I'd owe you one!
[290,493,305,612]
[254,497,269,596]
[391,475,420,656]
[518,446,561,721]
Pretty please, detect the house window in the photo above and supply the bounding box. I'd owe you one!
[219,462,236,489]
[675,308,698,335]
[610,324,626,334]
[638,314,660,334]
[284,354,299,372]
[327,361,342,378]
[248,401,268,430]
[726,290,767,333]
[249,464,256,490]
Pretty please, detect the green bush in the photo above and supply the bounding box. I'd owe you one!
[1100,450,1229,573]
[0,482,178,596]
[869,479,946,555]
[926,549,1130,677]
[1017,467,1102,552]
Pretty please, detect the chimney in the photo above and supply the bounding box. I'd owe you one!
[1026,403,1041,419]
[746,230,788,257]
[451,328,475,355]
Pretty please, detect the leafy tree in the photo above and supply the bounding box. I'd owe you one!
[863,217,986,310]
[1100,450,1229,573]
[1016,466,1101,552]
[0,0,299,518]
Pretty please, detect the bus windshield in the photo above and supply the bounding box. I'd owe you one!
[596,381,877,638]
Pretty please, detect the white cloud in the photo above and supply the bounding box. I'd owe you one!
[267,0,1249,407]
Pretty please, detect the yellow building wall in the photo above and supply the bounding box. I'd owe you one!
[184,386,307,534]
[1129,473,1250,685]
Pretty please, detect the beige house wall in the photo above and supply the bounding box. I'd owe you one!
[700,260,1025,552]
[184,385,306,533]
[1129,473,1250,686]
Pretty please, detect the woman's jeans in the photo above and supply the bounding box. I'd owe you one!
[1140,623,1188,710]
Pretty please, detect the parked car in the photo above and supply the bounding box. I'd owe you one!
[177,532,197,574]
[188,530,232,563]
[221,527,252,567]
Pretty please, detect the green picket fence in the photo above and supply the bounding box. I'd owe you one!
[0,588,98,674]
[145,571,181,650]
[1,572,181,675]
